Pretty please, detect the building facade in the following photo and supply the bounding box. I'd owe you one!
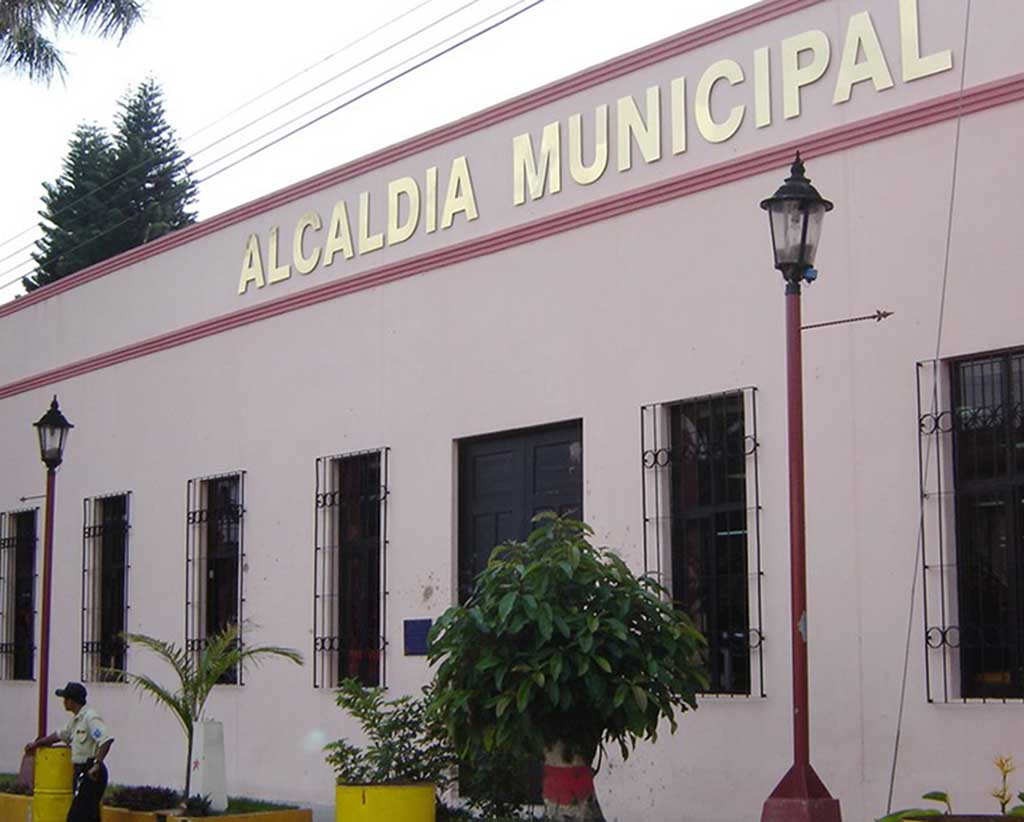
[2,1,1022,819]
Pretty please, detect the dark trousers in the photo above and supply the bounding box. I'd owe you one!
[68,761,107,822]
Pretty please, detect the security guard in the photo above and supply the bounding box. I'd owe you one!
[25,681,115,822]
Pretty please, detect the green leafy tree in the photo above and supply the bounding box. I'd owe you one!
[112,625,303,800]
[1,0,143,82]
[428,513,707,821]
[26,79,197,292]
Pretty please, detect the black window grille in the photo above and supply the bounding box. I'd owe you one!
[918,350,1024,701]
[0,509,38,681]
[82,493,130,681]
[186,472,245,685]
[641,388,764,697]
[313,449,388,689]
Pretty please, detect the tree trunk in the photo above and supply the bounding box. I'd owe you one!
[542,742,604,821]
[184,729,193,800]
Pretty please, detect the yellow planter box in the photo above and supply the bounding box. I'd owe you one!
[117,808,311,822]
[0,796,310,822]
[103,806,181,822]
[0,792,32,822]
[336,784,434,822]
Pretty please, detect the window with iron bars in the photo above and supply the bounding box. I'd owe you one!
[0,509,38,681]
[313,449,388,689]
[186,472,245,685]
[81,493,130,681]
[918,349,1024,701]
[641,388,764,697]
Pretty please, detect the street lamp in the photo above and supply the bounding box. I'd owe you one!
[759,154,841,822]
[33,396,73,739]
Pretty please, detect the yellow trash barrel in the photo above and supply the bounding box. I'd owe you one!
[34,747,73,822]
[336,783,434,822]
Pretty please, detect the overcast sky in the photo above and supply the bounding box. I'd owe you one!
[0,0,750,303]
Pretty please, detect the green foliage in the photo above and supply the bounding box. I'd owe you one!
[184,794,213,817]
[224,797,300,814]
[27,78,197,291]
[0,0,143,82]
[112,624,302,800]
[455,756,535,820]
[878,755,1024,820]
[428,513,707,766]
[0,772,32,795]
[31,123,115,284]
[104,784,181,810]
[325,679,456,788]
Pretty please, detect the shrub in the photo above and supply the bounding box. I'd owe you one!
[225,796,299,813]
[183,794,212,816]
[103,784,181,811]
[428,514,707,767]
[0,773,31,796]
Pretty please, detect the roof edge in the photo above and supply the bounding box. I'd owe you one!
[0,0,821,320]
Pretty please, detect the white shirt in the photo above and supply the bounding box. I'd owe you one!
[58,706,114,764]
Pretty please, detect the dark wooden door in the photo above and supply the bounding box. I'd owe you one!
[458,420,583,601]
[457,420,583,805]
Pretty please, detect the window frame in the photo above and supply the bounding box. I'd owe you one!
[185,471,245,685]
[0,507,39,682]
[81,491,131,682]
[313,448,389,690]
[641,387,765,698]
[918,348,1024,702]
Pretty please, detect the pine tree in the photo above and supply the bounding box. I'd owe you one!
[27,124,116,290]
[26,79,197,291]
[106,78,197,253]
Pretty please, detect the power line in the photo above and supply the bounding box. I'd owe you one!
[182,0,442,143]
[196,0,541,182]
[0,0,545,295]
[0,0,452,264]
[185,0,487,167]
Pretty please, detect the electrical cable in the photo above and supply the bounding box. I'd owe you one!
[184,0,487,166]
[884,0,973,813]
[0,0,544,294]
[195,0,542,182]
[183,0,442,142]
[0,0,443,259]
[0,0,486,276]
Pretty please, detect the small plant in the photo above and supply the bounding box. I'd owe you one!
[878,755,1024,820]
[325,678,456,788]
[103,785,181,811]
[993,756,1018,815]
[183,794,213,817]
[111,624,303,799]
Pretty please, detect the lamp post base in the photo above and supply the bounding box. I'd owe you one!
[761,764,841,822]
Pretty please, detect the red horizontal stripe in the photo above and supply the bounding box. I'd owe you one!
[0,0,822,321]
[1,72,1021,402]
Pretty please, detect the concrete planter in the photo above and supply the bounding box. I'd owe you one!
[335,783,434,822]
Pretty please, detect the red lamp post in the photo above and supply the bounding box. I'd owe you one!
[759,154,841,822]
[33,396,73,740]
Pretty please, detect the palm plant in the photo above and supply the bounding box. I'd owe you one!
[112,625,303,799]
[0,0,144,82]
